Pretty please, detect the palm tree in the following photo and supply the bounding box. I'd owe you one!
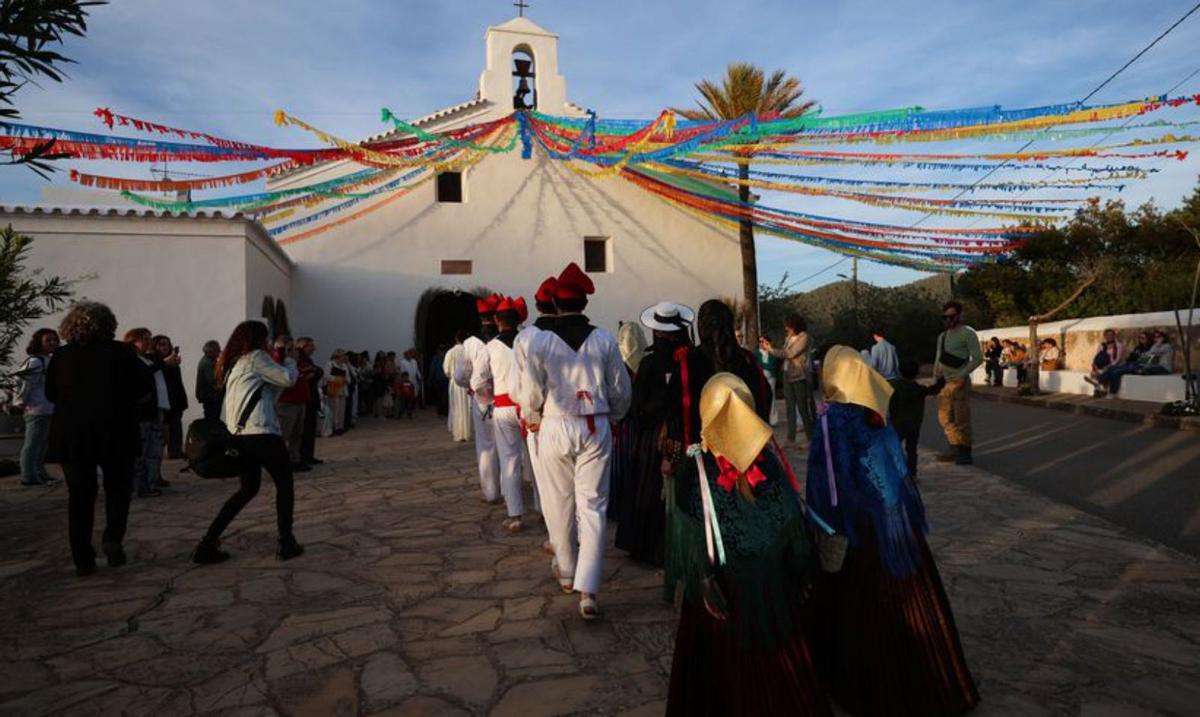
[673,63,816,344]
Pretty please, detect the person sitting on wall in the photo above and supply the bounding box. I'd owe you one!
[983,337,1004,387]
[1001,340,1028,385]
[1084,329,1126,395]
[1038,338,1061,372]
[1103,330,1175,397]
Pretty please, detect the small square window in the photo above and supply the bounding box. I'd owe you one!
[437,172,463,203]
[584,236,610,273]
[441,260,472,275]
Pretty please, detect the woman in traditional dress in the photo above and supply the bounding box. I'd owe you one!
[806,345,978,717]
[608,322,648,519]
[442,330,473,442]
[615,302,695,566]
[665,373,830,716]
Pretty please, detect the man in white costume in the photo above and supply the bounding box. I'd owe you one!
[522,263,631,621]
[453,294,502,504]
[398,349,423,408]
[476,295,530,532]
[515,277,560,553]
[442,330,473,442]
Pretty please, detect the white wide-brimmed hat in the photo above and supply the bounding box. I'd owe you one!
[640,301,696,332]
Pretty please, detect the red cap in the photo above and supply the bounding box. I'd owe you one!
[534,276,558,306]
[497,296,528,323]
[476,294,500,315]
[553,262,595,302]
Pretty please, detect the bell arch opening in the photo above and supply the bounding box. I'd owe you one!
[512,44,536,110]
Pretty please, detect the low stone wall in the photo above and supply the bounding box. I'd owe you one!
[975,309,1199,373]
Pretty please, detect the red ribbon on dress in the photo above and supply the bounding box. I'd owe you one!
[673,346,694,444]
[714,454,768,493]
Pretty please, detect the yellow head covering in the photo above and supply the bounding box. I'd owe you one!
[699,373,774,473]
[618,322,648,371]
[821,345,894,419]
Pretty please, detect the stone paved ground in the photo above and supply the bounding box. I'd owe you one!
[1,410,1198,716]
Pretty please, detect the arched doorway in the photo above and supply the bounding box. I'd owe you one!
[413,288,487,404]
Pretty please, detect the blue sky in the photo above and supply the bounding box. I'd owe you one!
[2,0,1199,290]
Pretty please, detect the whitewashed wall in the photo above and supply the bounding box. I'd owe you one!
[281,149,742,358]
[2,209,293,422]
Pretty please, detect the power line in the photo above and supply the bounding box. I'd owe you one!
[780,256,849,291]
[781,0,1200,291]
[962,63,1200,229]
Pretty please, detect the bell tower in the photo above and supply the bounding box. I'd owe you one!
[478,16,570,115]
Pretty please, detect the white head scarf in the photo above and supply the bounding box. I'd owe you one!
[618,322,649,372]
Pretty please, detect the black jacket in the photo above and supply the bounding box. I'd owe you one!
[45,341,151,463]
[132,356,163,423]
[161,362,189,415]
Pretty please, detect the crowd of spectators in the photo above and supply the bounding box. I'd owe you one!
[977,327,1178,398]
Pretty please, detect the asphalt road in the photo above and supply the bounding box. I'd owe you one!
[921,398,1200,559]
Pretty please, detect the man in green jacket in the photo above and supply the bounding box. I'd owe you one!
[933,301,983,465]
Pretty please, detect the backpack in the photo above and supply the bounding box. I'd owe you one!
[184,384,263,478]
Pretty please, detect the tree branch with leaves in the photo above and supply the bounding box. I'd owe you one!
[1,224,75,405]
[672,63,816,345]
[0,0,104,177]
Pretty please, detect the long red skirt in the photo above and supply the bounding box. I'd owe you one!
[667,599,832,716]
[808,527,979,717]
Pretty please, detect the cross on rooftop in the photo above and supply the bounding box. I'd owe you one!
[514,0,529,17]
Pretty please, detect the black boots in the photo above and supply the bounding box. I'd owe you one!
[277,535,305,561]
[193,536,303,563]
[191,537,231,565]
[937,445,974,465]
[102,541,127,567]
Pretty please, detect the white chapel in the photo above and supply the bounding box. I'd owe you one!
[2,16,740,419]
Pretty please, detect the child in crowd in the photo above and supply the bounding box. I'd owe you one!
[397,371,417,419]
[887,357,945,482]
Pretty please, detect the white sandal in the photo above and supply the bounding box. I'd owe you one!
[504,517,524,534]
[550,557,574,594]
[579,596,599,621]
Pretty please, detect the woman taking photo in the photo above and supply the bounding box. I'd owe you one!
[45,302,148,576]
[760,313,815,443]
[192,320,303,564]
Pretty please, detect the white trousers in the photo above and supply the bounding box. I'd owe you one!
[471,403,500,502]
[493,406,526,518]
[538,415,612,595]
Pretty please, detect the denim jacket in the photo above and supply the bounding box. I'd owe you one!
[17,355,54,416]
[222,350,298,435]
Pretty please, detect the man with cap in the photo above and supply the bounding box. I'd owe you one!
[477,295,531,532]
[453,294,503,504]
[522,263,632,620]
[516,276,562,554]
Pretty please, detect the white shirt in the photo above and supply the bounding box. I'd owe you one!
[398,356,421,387]
[513,323,545,416]
[484,335,520,398]
[521,319,632,424]
[454,335,493,407]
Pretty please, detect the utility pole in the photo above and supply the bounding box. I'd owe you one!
[852,256,859,327]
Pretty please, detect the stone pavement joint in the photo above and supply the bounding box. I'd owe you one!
[1,411,1198,715]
